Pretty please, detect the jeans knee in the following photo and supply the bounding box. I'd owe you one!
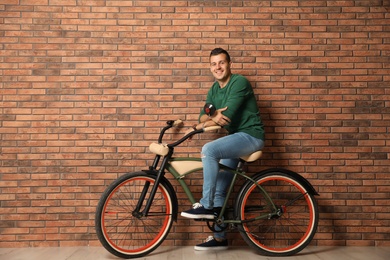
[202,142,218,159]
[201,142,211,156]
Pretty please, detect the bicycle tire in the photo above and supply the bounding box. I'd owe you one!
[235,171,319,256]
[95,171,174,259]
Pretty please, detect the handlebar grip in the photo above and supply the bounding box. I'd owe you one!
[203,126,221,132]
[173,119,183,127]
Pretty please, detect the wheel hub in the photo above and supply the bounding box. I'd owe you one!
[132,211,144,219]
[269,206,285,219]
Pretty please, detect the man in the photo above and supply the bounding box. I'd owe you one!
[181,48,265,250]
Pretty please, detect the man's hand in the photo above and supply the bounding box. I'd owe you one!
[211,106,230,126]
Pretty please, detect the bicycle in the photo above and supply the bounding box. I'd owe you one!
[95,105,319,259]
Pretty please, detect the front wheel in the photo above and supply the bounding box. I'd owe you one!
[95,171,175,259]
[235,171,319,256]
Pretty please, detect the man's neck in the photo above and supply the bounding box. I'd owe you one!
[218,74,231,88]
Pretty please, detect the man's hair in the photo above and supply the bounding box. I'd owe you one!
[210,48,231,62]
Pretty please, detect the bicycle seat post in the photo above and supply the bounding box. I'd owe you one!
[236,160,245,172]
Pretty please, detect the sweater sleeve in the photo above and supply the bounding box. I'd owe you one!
[199,87,214,121]
[221,76,252,120]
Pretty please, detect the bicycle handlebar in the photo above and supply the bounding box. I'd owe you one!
[157,119,183,143]
[172,119,183,127]
[168,124,221,148]
[151,120,222,154]
[202,125,221,132]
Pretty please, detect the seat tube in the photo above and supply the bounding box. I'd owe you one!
[219,172,238,218]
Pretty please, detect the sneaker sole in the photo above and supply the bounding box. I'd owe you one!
[194,245,228,251]
[180,212,214,219]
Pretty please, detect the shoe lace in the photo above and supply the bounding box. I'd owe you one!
[192,202,203,209]
[205,236,214,242]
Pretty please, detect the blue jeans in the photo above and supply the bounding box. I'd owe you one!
[199,132,265,239]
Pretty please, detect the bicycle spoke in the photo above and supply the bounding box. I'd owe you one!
[284,192,307,208]
[236,172,318,256]
[95,172,174,258]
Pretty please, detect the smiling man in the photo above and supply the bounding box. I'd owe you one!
[181,48,265,250]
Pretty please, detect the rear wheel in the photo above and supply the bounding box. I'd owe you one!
[235,171,318,256]
[95,172,174,258]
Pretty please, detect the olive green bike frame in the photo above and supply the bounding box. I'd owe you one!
[166,157,278,224]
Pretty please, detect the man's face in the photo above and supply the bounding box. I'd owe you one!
[210,53,232,82]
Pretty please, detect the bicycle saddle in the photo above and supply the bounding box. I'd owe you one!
[240,150,262,163]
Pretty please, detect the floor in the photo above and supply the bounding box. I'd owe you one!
[0,246,389,260]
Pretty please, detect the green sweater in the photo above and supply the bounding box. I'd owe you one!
[200,74,265,141]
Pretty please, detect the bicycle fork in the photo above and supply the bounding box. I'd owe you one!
[133,150,173,218]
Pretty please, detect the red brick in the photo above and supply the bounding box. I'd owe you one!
[0,0,388,249]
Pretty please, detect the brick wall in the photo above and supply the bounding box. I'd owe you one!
[0,0,389,248]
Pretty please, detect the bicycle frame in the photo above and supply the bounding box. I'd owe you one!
[165,157,278,224]
[139,120,281,226]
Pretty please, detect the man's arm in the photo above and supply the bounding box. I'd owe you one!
[221,77,251,120]
[198,107,230,128]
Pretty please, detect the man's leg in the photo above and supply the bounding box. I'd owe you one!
[182,132,264,219]
[213,158,238,241]
[200,132,264,209]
